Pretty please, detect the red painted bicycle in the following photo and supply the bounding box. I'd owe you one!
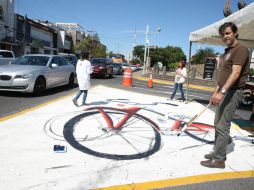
[63,104,215,160]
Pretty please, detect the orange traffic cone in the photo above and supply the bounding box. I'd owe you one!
[122,67,133,87]
[147,73,153,88]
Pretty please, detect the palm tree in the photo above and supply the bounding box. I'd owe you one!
[238,0,247,10]
[223,0,232,17]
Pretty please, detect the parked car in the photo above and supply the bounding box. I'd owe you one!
[0,54,76,95]
[122,63,130,71]
[0,50,15,65]
[139,65,144,70]
[91,58,113,78]
[112,63,123,75]
[59,53,78,67]
[130,65,137,72]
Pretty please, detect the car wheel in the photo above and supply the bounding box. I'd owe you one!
[33,76,46,95]
[68,73,75,88]
[109,71,113,78]
[242,90,253,106]
[104,71,107,79]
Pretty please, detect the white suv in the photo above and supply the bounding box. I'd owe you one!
[0,50,15,65]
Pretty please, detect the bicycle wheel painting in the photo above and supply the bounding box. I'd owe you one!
[184,122,215,144]
[63,107,161,160]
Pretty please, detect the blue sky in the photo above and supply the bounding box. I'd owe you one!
[15,0,253,59]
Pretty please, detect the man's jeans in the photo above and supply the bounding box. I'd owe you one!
[171,83,185,100]
[213,88,244,161]
[73,90,88,105]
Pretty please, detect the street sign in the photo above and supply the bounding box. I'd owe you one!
[203,57,217,79]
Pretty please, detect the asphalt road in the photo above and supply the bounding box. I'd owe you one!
[0,74,213,118]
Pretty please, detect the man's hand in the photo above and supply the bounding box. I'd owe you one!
[210,92,224,105]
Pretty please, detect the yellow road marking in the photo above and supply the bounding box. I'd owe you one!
[133,76,215,92]
[0,93,74,122]
[94,170,254,190]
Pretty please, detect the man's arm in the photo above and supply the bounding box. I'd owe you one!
[222,64,242,91]
[210,64,242,105]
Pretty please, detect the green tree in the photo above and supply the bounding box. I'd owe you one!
[133,45,186,69]
[192,48,216,64]
[132,45,145,62]
[74,37,92,55]
[91,45,106,58]
[74,35,106,58]
[90,33,100,41]
[107,51,114,58]
[131,58,141,65]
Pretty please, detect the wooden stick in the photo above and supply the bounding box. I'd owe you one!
[178,103,211,135]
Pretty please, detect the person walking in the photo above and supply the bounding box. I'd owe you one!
[72,53,92,107]
[201,22,249,169]
[170,59,187,101]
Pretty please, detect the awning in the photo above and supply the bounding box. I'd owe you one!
[189,2,254,48]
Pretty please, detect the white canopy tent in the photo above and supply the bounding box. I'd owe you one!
[186,2,254,101]
[189,2,254,48]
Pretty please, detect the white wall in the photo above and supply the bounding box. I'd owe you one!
[57,31,71,50]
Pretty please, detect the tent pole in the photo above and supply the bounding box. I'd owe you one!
[186,41,192,103]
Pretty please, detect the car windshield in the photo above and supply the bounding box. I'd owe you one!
[12,56,50,66]
[91,59,107,64]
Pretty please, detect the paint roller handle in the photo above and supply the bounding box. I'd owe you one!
[178,103,211,134]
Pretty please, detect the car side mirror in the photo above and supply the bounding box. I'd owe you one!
[51,63,58,68]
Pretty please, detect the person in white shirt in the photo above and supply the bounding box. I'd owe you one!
[72,54,92,106]
[170,59,187,101]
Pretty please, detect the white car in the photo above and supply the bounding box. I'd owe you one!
[0,54,76,95]
[130,65,137,72]
[122,63,130,71]
[0,50,15,65]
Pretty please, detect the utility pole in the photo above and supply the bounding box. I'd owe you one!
[132,27,137,60]
[143,25,161,74]
[143,25,149,75]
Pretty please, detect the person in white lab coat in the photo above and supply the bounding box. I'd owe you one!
[72,54,92,106]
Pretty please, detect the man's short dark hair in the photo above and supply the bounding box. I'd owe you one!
[219,22,239,39]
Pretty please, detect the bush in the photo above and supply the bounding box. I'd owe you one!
[250,68,254,76]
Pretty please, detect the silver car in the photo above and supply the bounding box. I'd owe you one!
[0,54,76,94]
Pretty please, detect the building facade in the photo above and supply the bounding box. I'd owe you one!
[0,0,15,50]
[14,14,58,57]
[0,1,107,58]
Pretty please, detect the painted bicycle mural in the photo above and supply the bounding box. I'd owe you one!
[44,99,252,160]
